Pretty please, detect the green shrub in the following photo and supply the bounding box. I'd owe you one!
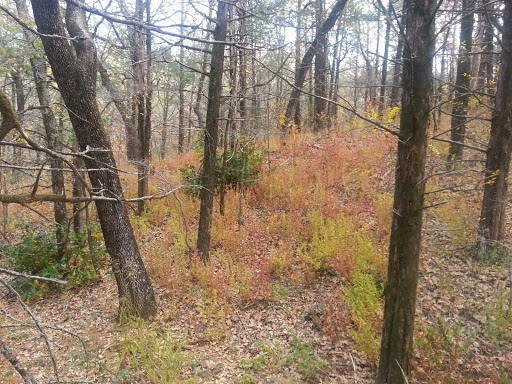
[117,319,192,383]
[180,139,264,194]
[1,224,104,300]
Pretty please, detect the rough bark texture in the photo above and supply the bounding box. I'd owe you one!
[0,334,38,384]
[30,0,156,318]
[283,0,348,131]
[197,0,229,262]
[376,1,436,383]
[447,0,474,165]
[478,1,512,247]
[0,89,20,141]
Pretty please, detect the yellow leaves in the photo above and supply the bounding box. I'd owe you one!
[388,107,400,123]
[485,169,500,185]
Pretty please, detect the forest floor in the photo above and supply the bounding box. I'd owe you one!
[1,126,512,383]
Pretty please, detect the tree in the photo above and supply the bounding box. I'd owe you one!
[283,0,349,131]
[313,0,328,132]
[29,0,156,318]
[447,0,475,166]
[14,0,68,260]
[197,0,230,262]
[376,0,437,383]
[478,0,512,251]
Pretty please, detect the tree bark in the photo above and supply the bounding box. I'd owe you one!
[178,8,186,154]
[376,1,436,383]
[0,334,38,384]
[447,0,474,165]
[283,0,349,131]
[313,0,328,132]
[378,0,392,118]
[478,1,512,249]
[197,0,229,262]
[478,1,495,94]
[98,61,139,161]
[30,0,156,318]
[14,0,68,260]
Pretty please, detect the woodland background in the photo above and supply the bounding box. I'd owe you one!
[0,0,511,383]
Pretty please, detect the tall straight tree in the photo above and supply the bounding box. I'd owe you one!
[197,0,230,262]
[447,0,475,165]
[29,0,156,318]
[478,0,512,250]
[376,0,436,383]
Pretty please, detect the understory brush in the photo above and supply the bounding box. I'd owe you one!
[239,336,327,383]
[1,224,104,301]
[115,319,193,383]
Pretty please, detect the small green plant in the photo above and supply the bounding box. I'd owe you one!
[1,224,104,300]
[485,289,512,350]
[196,291,229,341]
[234,374,258,384]
[117,319,192,383]
[288,336,327,382]
[343,267,383,357]
[240,336,326,383]
[415,318,474,383]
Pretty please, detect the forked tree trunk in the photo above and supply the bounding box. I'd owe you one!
[197,0,229,262]
[313,0,327,132]
[376,1,436,383]
[30,0,156,318]
[478,1,512,249]
[283,0,349,131]
[447,0,474,166]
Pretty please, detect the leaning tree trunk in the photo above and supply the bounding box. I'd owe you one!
[283,0,349,131]
[478,1,512,250]
[313,0,328,132]
[376,1,436,383]
[197,0,230,262]
[447,0,474,166]
[30,0,156,318]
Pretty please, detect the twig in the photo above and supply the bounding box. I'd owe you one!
[0,268,68,284]
[0,278,60,381]
[395,359,410,384]
[350,353,357,383]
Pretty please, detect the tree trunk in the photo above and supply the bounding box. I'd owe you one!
[376,1,436,383]
[14,0,68,260]
[478,1,495,94]
[313,0,327,132]
[447,0,474,166]
[30,0,156,318]
[98,61,139,161]
[283,0,349,131]
[478,1,512,250]
[178,9,186,154]
[294,0,303,127]
[197,0,229,262]
[378,0,392,118]
[137,0,152,216]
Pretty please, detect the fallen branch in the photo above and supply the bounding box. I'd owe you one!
[0,268,68,285]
